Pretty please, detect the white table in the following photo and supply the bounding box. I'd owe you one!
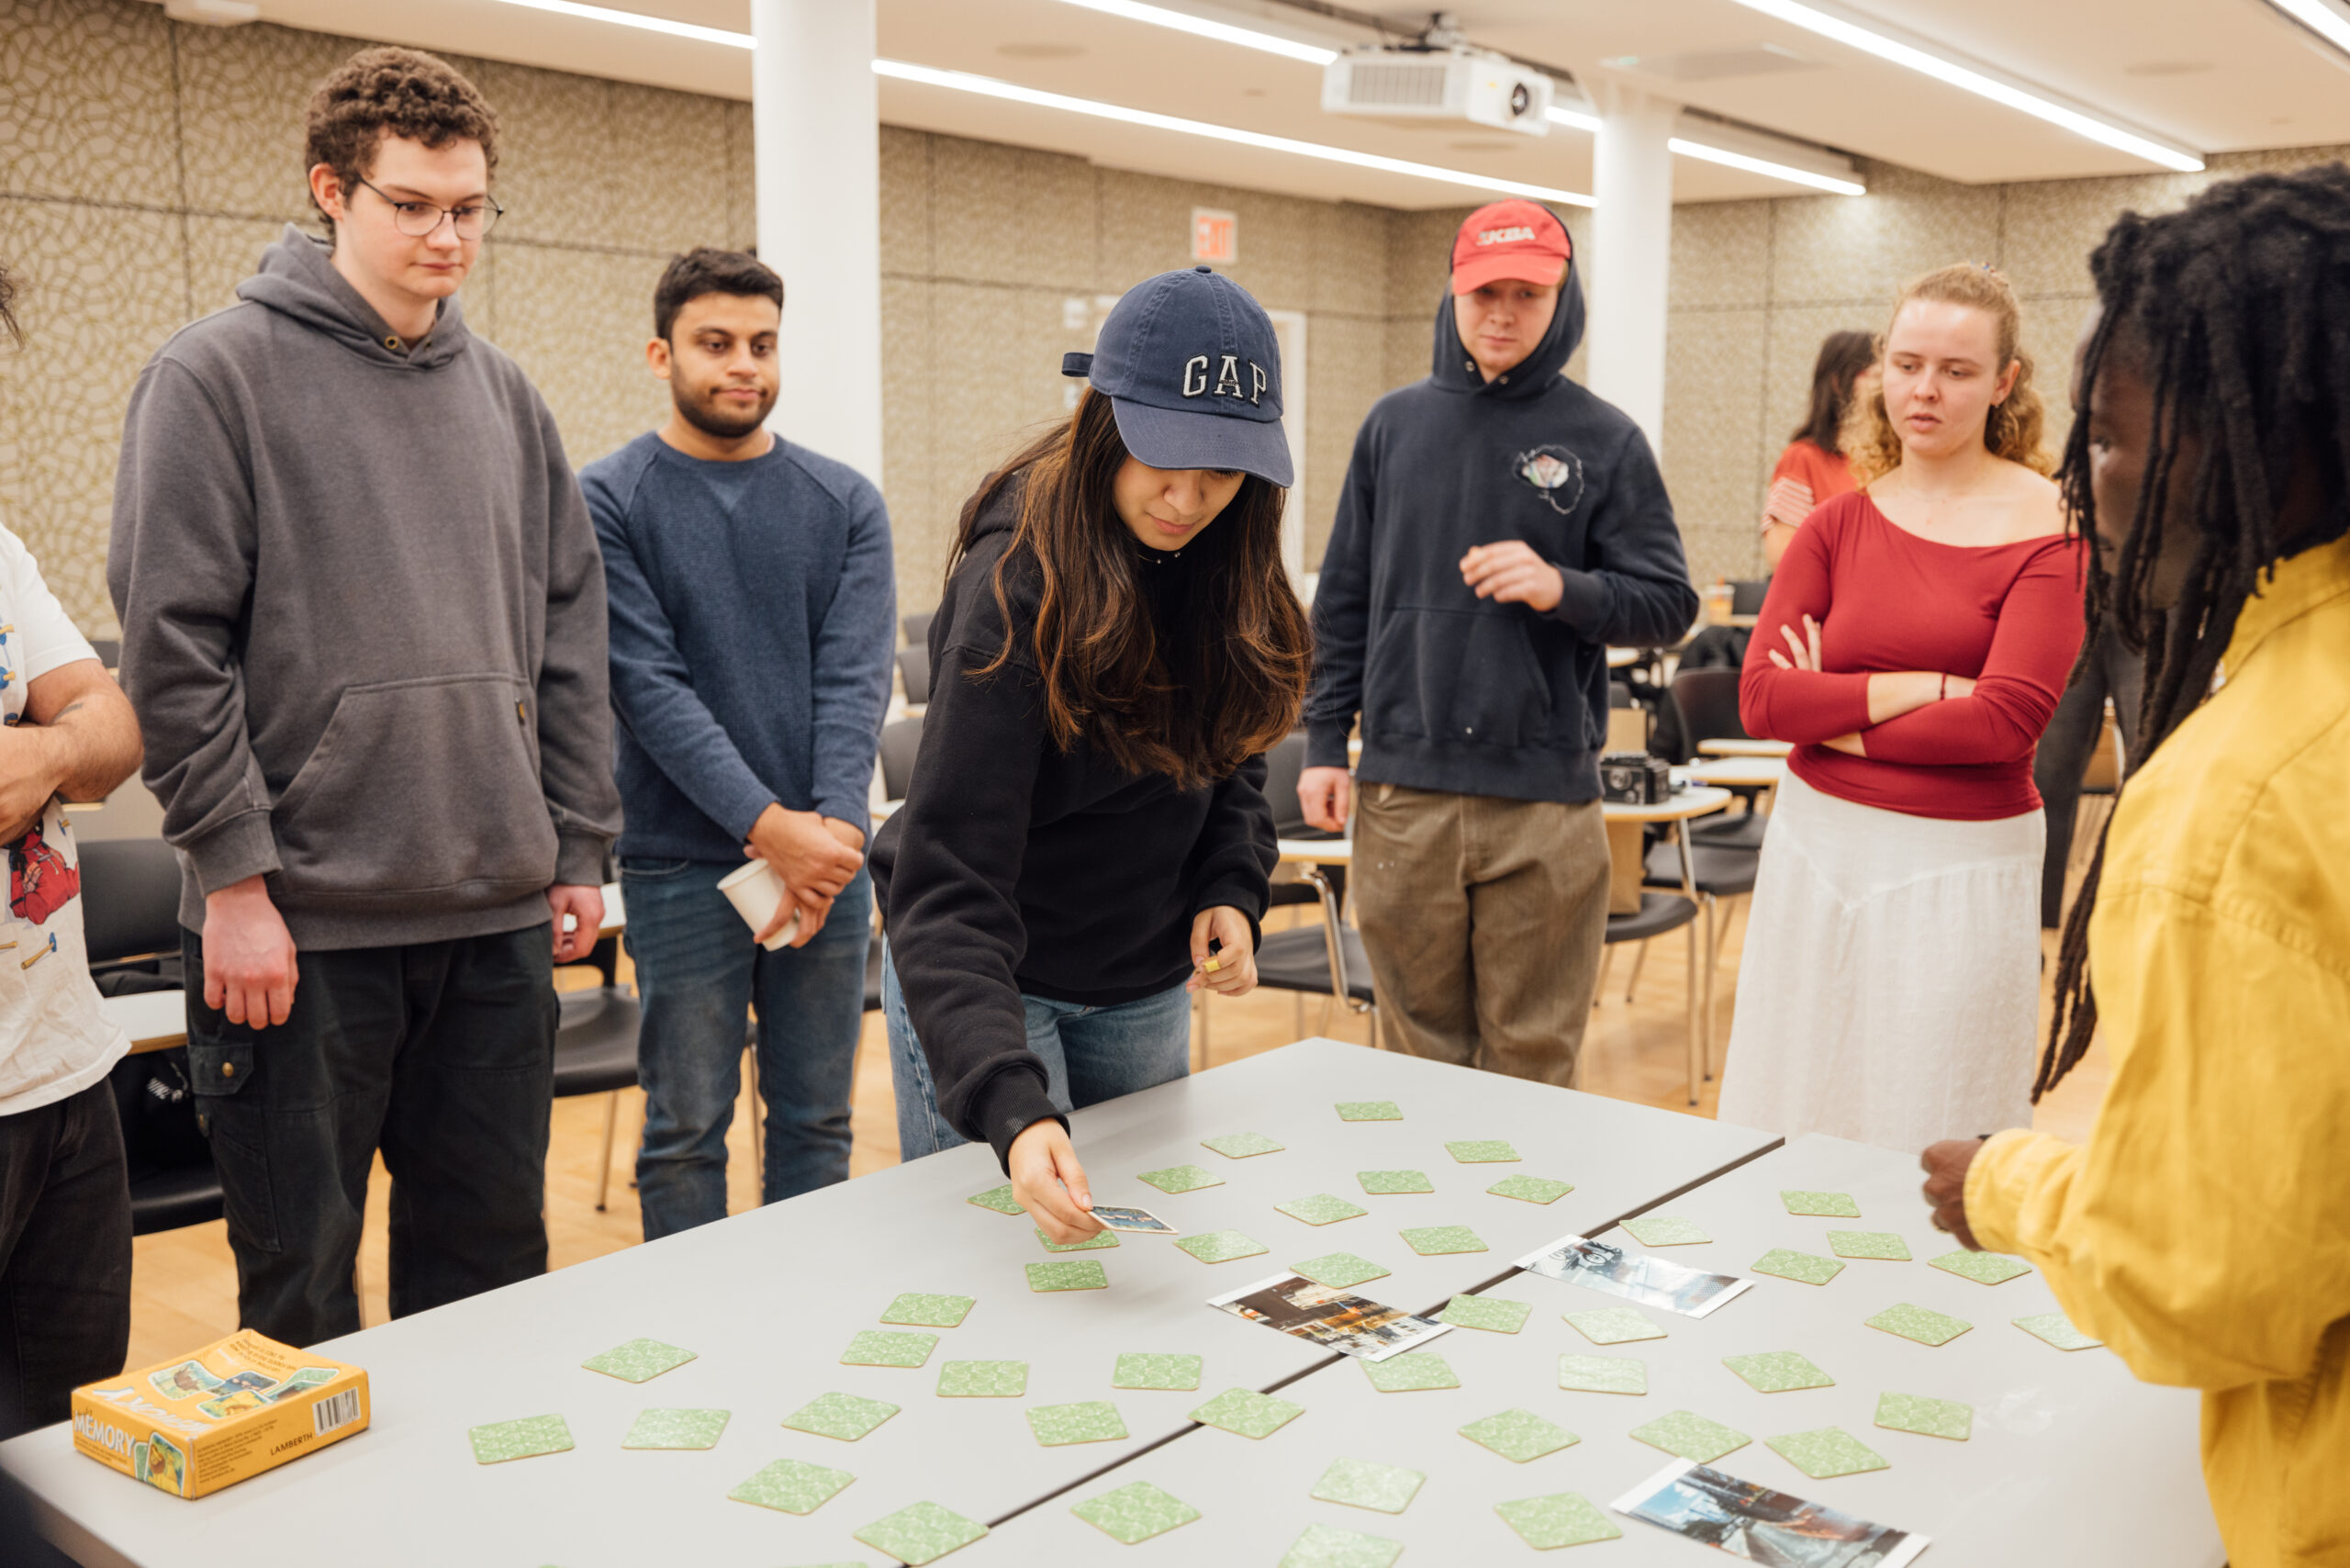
[960,1133,2221,1565]
[1695,738,1792,759]
[3,1039,1777,1568]
[97,990,186,1055]
[1682,756,1786,791]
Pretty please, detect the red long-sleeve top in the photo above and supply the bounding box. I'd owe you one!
[1739,491,2087,822]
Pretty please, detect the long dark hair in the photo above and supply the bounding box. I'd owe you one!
[948,388,1313,790]
[1792,330,1874,454]
[2038,165,2350,1099]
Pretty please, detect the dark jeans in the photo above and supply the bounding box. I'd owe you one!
[2032,628,2145,928]
[181,923,558,1348]
[620,859,871,1240]
[0,1080,130,1438]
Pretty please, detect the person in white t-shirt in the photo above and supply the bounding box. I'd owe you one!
[0,266,148,1437]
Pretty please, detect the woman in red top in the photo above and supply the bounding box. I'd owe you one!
[1761,330,1874,571]
[1719,263,2086,1152]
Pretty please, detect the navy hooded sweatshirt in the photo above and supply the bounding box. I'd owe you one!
[1305,255,1699,802]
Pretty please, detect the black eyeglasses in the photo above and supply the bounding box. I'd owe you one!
[352,176,503,240]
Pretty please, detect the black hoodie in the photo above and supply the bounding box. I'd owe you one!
[869,486,1276,1169]
[1305,256,1699,801]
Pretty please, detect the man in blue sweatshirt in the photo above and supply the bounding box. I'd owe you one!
[1300,201,1698,1086]
[582,249,894,1238]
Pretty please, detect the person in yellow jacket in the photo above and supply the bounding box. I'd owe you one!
[1921,165,2350,1566]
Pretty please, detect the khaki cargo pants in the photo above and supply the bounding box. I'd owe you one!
[1352,782,1609,1087]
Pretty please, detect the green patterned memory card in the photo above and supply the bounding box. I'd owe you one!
[1927,1249,2032,1285]
[1112,1351,1203,1391]
[1137,1164,1223,1194]
[782,1391,899,1442]
[1176,1229,1269,1264]
[468,1414,572,1465]
[620,1408,728,1450]
[1311,1456,1424,1514]
[728,1457,855,1516]
[1191,1386,1303,1439]
[1290,1251,1390,1290]
[1558,1353,1647,1395]
[881,1293,975,1327]
[852,1501,989,1566]
[1722,1351,1833,1393]
[1443,1139,1520,1163]
[1035,1226,1118,1253]
[1875,1391,1972,1440]
[1071,1480,1200,1544]
[2014,1312,2102,1350]
[1766,1426,1889,1479]
[1751,1248,1845,1286]
[1564,1306,1665,1345]
[1026,1399,1127,1447]
[581,1338,696,1383]
[1278,1193,1369,1226]
[1359,1353,1457,1393]
[1438,1294,1531,1334]
[1630,1410,1749,1464]
[1336,1101,1403,1121]
[1026,1260,1109,1293]
[967,1183,1024,1215]
[1460,1408,1578,1463]
[935,1361,1026,1398]
[1619,1214,1710,1247]
[840,1329,937,1369]
[1399,1225,1486,1256]
[1201,1131,1285,1159]
[1829,1230,1912,1261]
[1356,1169,1434,1195]
[1279,1523,1401,1568]
[1865,1303,1973,1347]
[1487,1173,1572,1204]
[1780,1189,1861,1217]
[1494,1493,1621,1550]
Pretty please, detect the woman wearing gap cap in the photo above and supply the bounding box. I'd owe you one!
[868,267,1312,1241]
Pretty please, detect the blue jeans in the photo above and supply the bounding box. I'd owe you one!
[621,858,872,1239]
[882,946,1192,1159]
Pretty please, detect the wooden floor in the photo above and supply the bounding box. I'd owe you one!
[125,818,2113,1371]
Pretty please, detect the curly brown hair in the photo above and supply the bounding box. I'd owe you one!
[304,48,498,233]
[1842,263,2053,487]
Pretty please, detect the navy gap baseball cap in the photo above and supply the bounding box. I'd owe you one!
[1061,265,1292,488]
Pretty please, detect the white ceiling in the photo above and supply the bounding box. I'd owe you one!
[222,0,2350,207]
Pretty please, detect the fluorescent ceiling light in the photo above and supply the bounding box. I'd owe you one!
[1665,137,1863,195]
[876,59,1593,206]
[1545,105,1864,195]
[1719,0,2202,172]
[1047,0,1337,64]
[2267,0,2350,56]
[482,0,751,49]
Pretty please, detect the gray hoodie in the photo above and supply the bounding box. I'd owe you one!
[109,227,621,948]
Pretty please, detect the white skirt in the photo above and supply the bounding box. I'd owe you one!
[1715,770,2044,1153]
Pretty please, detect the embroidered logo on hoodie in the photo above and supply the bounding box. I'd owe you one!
[1515,445,1585,515]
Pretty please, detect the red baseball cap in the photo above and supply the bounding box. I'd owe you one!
[1451,200,1571,295]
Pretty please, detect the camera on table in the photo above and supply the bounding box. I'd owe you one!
[1599,751,1673,805]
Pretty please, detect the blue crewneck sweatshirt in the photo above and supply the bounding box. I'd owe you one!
[581,432,896,861]
[1306,246,1700,803]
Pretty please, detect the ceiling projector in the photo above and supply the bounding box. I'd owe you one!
[1322,43,1553,137]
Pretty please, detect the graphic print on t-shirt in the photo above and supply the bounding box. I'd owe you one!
[1514,445,1585,516]
[10,821,79,925]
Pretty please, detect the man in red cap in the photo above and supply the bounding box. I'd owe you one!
[1299,200,1696,1086]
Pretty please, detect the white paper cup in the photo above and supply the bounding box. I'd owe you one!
[716,860,802,951]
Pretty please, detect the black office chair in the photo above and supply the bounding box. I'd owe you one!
[1729,578,1771,617]
[1670,668,1773,851]
[80,839,218,1236]
[901,610,934,647]
[878,715,923,803]
[1635,838,1759,1089]
[896,644,931,709]
[554,934,642,1212]
[1602,890,1707,1106]
[1261,732,1344,911]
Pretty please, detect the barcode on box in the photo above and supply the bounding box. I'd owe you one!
[311,1390,361,1437]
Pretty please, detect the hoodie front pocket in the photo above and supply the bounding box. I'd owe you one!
[272,674,558,907]
[1365,608,1553,749]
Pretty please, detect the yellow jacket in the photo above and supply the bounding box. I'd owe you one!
[1968,533,2350,1567]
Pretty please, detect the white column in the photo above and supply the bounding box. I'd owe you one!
[1586,78,1677,458]
[752,0,883,482]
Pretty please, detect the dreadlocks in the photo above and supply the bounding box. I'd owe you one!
[2037,163,2350,1099]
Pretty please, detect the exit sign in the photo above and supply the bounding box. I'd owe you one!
[1192,207,1237,264]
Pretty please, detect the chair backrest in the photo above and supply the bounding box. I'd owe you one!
[1262,731,1308,836]
[1729,577,1771,616]
[878,715,923,801]
[1670,668,1751,760]
[79,838,183,966]
[901,610,934,647]
[896,644,931,706]
[88,637,123,668]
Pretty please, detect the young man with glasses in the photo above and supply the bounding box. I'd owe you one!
[582,250,893,1239]
[110,48,621,1345]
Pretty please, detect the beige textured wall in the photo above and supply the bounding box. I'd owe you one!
[1663,147,2350,590]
